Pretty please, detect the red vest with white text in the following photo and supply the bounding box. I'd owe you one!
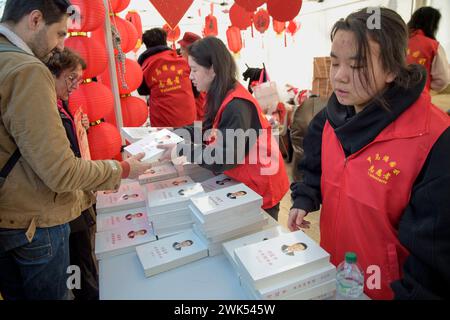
[407,30,439,92]
[142,50,196,127]
[320,93,450,299]
[210,83,289,209]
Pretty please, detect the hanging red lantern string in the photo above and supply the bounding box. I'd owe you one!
[119,96,148,127]
[204,14,218,36]
[68,0,105,32]
[253,9,270,34]
[91,16,138,54]
[99,58,143,95]
[87,122,122,160]
[272,19,285,35]
[287,20,301,36]
[226,26,243,55]
[229,3,253,31]
[267,0,303,22]
[162,24,181,49]
[235,0,266,12]
[65,34,108,79]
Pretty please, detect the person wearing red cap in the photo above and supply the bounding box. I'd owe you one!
[137,28,196,128]
[178,32,206,122]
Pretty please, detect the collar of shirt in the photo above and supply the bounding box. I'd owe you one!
[0,24,34,56]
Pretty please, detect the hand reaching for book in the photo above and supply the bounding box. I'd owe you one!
[157,143,177,161]
[124,153,152,179]
[288,208,310,232]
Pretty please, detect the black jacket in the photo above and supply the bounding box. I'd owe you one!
[290,75,450,299]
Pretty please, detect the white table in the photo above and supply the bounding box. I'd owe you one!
[99,252,248,300]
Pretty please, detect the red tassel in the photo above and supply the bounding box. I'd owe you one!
[284,32,287,47]
[251,23,254,38]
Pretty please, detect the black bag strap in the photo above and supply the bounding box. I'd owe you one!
[0,43,29,186]
[0,149,21,187]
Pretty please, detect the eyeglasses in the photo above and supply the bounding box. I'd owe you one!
[65,74,83,88]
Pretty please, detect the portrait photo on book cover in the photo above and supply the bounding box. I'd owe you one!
[216,177,232,185]
[172,179,188,186]
[281,242,308,256]
[226,191,247,199]
[157,135,172,144]
[125,212,144,220]
[121,193,140,201]
[103,189,119,194]
[172,240,194,250]
[127,229,148,239]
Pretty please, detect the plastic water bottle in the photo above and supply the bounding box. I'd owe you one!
[336,252,364,298]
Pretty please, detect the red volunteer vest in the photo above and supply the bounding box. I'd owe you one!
[142,50,196,127]
[210,83,289,209]
[320,93,450,300]
[407,30,439,92]
[195,92,206,121]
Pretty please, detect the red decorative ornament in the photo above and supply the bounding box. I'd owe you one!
[120,96,149,127]
[272,19,286,34]
[226,26,243,54]
[99,58,143,95]
[235,0,266,12]
[287,20,301,36]
[267,0,303,22]
[67,0,105,32]
[65,35,108,79]
[69,81,114,122]
[162,24,181,42]
[204,14,218,36]
[108,0,131,13]
[253,9,270,34]
[229,4,253,30]
[88,122,122,160]
[92,16,138,54]
[149,0,194,29]
[126,10,143,38]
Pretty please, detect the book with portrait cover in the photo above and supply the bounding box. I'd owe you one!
[200,174,239,193]
[121,127,159,143]
[147,183,205,214]
[96,207,149,232]
[124,128,183,162]
[94,222,157,260]
[144,175,194,194]
[189,183,262,223]
[96,181,145,214]
[138,162,179,185]
[234,230,330,290]
[136,229,208,277]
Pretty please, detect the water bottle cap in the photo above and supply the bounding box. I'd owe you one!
[345,252,357,263]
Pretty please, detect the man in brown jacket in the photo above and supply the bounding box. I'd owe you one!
[0,0,151,300]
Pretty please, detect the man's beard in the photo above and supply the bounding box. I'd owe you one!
[29,28,53,61]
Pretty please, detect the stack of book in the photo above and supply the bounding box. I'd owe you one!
[234,230,336,300]
[200,174,239,193]
[147,183,205,237]
[96,181,145,214]
[95,221,157,260]
[138,162,178,185]
[172,156,215,182]
[124,129,183,163]
[120,127,158,143]
[136,229,208,277]
[188,184,268,256]
[144,175,194,195]
[96,207,150,232]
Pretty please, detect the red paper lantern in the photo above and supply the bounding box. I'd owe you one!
[267,0,303,22]
[287,20,301,36]
[235,0,266,12]
[272,19,286,34]
[99,58,143,95]
[68,0,105,32]
[87,122,122,160]
[69,81,114,122]
[120,96,149,127]
[92,16,138,54]
[226,26,243,54]
[204,14,218,36]
[108,0,131,13]
[126,10,143,38]
[65,35,108,79]
[229,4,253,30]
[253,9,270,34]
[162,24,181,42]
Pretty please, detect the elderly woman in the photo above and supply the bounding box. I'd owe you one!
[46,48,97,300]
